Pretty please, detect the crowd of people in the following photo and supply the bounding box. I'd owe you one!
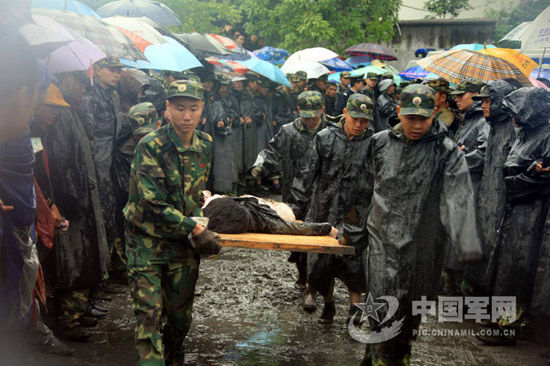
[1,8,550,366]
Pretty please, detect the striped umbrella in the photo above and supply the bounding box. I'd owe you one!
[344,43,397,61]
[417,49,531,86]
[33,9,145,61]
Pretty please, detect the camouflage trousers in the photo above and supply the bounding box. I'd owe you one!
[56,289,89,328]
[128,258,199,366]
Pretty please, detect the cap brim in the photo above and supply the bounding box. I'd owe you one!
[299,109,322,118]
[44,100,70,108]
[349,111,373,119]
[450,90,466,95]
[167,93,203,101]
[472,94,490,100]
[399,107,434,117]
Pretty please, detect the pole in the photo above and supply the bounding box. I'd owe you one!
[538,48,546,78]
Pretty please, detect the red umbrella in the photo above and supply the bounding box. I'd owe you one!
[344,43,397,61]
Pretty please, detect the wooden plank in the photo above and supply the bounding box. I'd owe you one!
[216,232,355,255]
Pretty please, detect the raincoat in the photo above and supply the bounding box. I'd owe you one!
[334,83,351,116]
[376,80,398,130]
[253,93,275,155]
[291,120,373,295]
[273,87,294,131]
[488,88,550,309]
[229,88,245,176]
[79,84,122,241]
[252,117,327,207]
[364,120,482,357]
[239,88,259,171]
[32,108,108,290]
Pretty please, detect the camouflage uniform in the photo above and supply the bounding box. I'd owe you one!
[426,78,461,137]
[124,81,213,366]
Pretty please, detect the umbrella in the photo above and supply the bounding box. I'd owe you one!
[32,15,106,73]
[97,0,181,27]
[530,77,549,89]
[34,9,146,61]
[175,32,231,59]
[121,36,201,72]
[281,60,330,79]
[103,16,167,52]
[19,14,74,57]
[286,47,338,64]
[345,55,372,68]
[320,57,353,71]
[451,43,496,51]
[253,46,289,65]
[344,43,397,61]
[238,58,290,86]
[205,57,248,74]
[351,64,403,85]
[521,6,550,50]
[478,48,538,77]
[205,34,250,61]
[499,21,532,44]
[30,0,100,18]
[399,65,429,80]
[417,49,532,86]
[530,68,550,80]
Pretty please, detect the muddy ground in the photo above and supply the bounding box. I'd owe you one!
[18,247,550,366]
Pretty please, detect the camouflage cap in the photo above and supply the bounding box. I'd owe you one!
[365,72,378,80]
[245,71,259,82]
[166,80,205,100]
[399,84,436,117]
[340,71,352,78]
[381,72,394,80]
[346,93,374,119]
[257,77,271,87]
[218,74,232,85]
[128,102,159,136]
[450,79,485,95]
[95,58,124,68]
[295,71,307,80]
[426,78,450,94]
[286,73,298,83]
[181,70,201,82]
[297,91,324,117]
[472,85,491,99]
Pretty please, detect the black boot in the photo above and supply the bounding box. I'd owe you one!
[302,286,317,313]
[318,301,336,324]
[347,305,362,326]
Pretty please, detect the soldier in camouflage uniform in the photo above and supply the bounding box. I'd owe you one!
[426,78,461,137]
[124,80,220,366]
[289,71,308,120]
[334,71,352,116]
[251,91,328,289]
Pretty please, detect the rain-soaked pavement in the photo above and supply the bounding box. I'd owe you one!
[23,247,550,366]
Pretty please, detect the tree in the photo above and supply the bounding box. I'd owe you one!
[485,0,548,42]
[237,0,400,53]
[424,0,471,19]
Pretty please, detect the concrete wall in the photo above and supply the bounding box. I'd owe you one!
[389,19,496,70]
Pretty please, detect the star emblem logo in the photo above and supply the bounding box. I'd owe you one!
[412,96,422,106]
[355,293,387,323]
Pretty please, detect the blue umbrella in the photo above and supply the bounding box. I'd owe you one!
[239,58,291,87]
[345,55,372,68]
[328,72,340,83]
[451,43,496,51]
[320,57,353,71]
[253,46,289,65]
[120,36,202,72]
[30,0,100,18]
[399,65,429,80]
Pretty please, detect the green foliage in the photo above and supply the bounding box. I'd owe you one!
[238,0,400,53]
[424,0,471,18]
[485,0,548,42]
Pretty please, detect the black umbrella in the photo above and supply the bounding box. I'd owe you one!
[344,43,397,61]
[175,32,231,59]
[97,0,181,27]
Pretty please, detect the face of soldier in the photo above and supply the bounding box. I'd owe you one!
[386,85,396,96]
[96,66,121,88]
[232,80,243,90]
[455,92,475,111]
[316,79,327,91]
[166,97,204,137]
[340,77,351,88]
[481,97,491,118]
[343,109,370,137]
[203,81,214,92]
[434,91,447,109]
[366,79,377,89]
[296,79,306,90]
[325,85,337,98]
[397,106,435,140]
[35,104,59,125]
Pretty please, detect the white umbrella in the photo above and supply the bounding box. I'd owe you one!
[521,6,550,50]
[281,60,330,79]
[286,47,338,64]
[499,21,532,44]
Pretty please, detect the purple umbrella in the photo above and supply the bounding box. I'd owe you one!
[344,43,397,61]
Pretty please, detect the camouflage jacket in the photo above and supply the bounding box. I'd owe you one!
[123,123,213,265]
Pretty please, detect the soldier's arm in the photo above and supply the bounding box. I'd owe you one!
[78,95,96,141]
[252,128,286,175]
[132,142,197,238]
[464,121,489,173]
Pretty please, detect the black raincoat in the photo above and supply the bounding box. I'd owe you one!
[252,117,326,207]
[79,84,122,242]
[273,87,294,131]
[239,88,259,171]
[291,120,373,295]
[253,93,275,155]
[488,88,550,310]
[376,82,398,130]
[364,120,482,357]
[334,83,351,116]
[37,107,108,290]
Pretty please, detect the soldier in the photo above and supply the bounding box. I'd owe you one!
[289,71,308,121]
[291,93,374,323]
[324,82,338,117]
[294,71,308,93]
[426,78,461,137]
[334,71,352,115]
[377,79,399,129]
[360,72,378,102]
[251,91,328,289]
[124,80,220,366]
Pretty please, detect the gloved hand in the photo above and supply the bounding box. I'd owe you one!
[250,166,262,178]
[190,229,221,258]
